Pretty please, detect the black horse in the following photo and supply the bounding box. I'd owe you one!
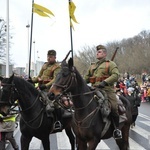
[49,58,132,150]
[0,75,75,150]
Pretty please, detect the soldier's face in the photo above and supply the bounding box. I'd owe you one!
[96,50,107,60]
[47,55,56,63]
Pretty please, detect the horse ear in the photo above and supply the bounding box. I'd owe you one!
[8,74,14,83]
[0,76,3,81]
[68,58,73,69]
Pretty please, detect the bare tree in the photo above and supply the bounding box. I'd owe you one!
[0,18,7,62]
[0,18,13,64]
[74,30,150,75]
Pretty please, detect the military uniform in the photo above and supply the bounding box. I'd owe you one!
[84,57,119,113]
[85,44,122,139]
[32,50,61,89]
[32,62,60,88]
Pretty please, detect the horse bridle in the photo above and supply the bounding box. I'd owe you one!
[53,67,77,93]
[0,83,16,106]
[51,67,100,128]
[0,82,44,129]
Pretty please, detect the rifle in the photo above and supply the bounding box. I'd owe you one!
[111,47,119,61]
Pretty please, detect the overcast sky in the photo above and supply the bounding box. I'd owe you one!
[0,0,150,67]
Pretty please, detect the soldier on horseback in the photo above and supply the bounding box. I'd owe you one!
[84,44,122,139]
[31,50,68,130]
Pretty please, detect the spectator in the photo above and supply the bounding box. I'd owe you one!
[146,85,150,102]
[126,87,141,128]
[0,113,19,150]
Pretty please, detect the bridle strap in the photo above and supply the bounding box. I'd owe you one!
[0,83,16,106]
[53,72,77,93]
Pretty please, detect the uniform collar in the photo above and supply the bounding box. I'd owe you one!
[48,61,56,65]
[96,58,106,65]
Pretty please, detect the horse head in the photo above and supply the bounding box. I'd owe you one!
[50,58,77,96]
[49,57,92,108]
[0,74,16,116]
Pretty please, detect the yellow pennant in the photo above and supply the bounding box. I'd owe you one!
[69,1,78,24]
[33,3,54,17]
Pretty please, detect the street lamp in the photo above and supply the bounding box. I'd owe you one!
[26,24,30,75]
[6,0,9,77]
[33,41,36,76]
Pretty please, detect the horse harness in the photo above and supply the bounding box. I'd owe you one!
[0,82,45,129]
[53,67,110,129]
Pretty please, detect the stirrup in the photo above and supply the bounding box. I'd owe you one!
[113,129,122,139]
[53,121,62,130]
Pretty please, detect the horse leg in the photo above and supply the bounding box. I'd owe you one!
[21,134,32,150]
[115,125,130,150]
[88,138,100,150]
[65,128,75,150]
[76,137,87,150]
[42,136,50,150]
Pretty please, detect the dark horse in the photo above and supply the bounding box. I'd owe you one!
[49,58,132,150]
[0,75,75,150]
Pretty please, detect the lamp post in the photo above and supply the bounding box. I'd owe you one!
[26,24,30,75]
[6,0,9,77]
[33,41,36,76]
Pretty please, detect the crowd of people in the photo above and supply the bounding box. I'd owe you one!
[115,73,150,103]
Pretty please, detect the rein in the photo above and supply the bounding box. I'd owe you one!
[53,68,101,128]
[53,72,77,93]
[73,106,100,128]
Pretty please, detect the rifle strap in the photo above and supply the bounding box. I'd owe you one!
[105,61,109,75]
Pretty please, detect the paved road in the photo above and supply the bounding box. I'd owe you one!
[6,102,150,150]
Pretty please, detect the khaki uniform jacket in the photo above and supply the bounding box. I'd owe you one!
[32,62,60,88]
[84,58,119,92]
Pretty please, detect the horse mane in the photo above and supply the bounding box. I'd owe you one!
[13,76,38,94]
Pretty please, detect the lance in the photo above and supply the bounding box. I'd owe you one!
[69,0,74,65]
[111,47,119,61]
[28,0,34,78]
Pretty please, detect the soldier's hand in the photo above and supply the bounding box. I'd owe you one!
[39,84,47,90]
[98,81,108,88]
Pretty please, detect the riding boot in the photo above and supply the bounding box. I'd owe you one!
[112,113,122,139]
[53,108,62,130]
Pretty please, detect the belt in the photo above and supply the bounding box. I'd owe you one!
[95,76,109,82]
[89,76,109,84]
[38,80,51,84]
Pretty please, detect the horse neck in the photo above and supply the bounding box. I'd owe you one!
[71,81,95,111]
[14,77,40,112]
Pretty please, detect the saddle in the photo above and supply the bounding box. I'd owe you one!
[94,89,127,137]
[95,90,126,121]
[39,91,73,131]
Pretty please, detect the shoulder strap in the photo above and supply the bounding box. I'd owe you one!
[105,61,109,75]
[49,64,59,78]
[90,63,96,76]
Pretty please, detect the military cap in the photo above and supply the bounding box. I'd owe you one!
[96,45,106,51]
[47,50,56,56]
